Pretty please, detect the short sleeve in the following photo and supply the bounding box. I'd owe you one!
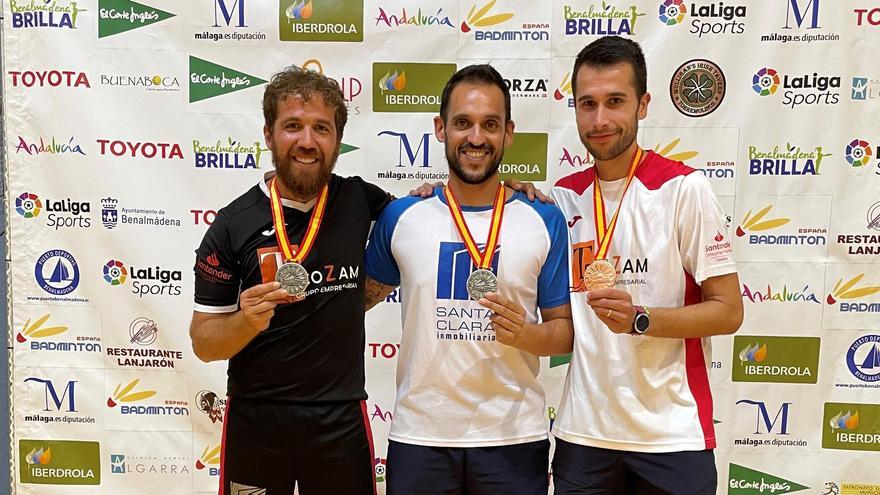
[193,211,241,313]
[535,203,571,309]
[365,198,412,287]
[675,173,737,284]
[353,176,393,221]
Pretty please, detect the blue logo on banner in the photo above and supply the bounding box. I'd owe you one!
[34,249,80,295]
[436,242,500,301]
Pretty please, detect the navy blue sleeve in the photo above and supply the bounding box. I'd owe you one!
[533,202,571,309]
[365,197,419,286]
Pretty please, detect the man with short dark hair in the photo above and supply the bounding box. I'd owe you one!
[190,66,391,495]
[363,64,573,495]
[549,36,743,494]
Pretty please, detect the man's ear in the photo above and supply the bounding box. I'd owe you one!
[433,116,446,143]
[263,124,273,148]
[638,92,651,121]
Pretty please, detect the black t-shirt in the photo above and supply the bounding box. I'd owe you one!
[193,174,392,401]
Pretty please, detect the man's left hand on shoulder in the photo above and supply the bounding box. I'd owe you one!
[587,288,636,334]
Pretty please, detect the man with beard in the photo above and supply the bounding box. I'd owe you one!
[189,66,392,495]
[548,37,742,494]
[362,64,573,495]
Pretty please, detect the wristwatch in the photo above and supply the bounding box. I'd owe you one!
[631,305,650,335]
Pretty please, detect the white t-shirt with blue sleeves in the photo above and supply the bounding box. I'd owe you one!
[366,187,569,447]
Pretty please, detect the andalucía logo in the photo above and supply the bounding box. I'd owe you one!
[732,335,820,384]
[15,136,86,156]
[557,146,593,168]
[19,439,101,485]
[562,2,646,36]
[194,137,267,169]
[10,0,86,29]
[752,67,841,108]
[189,56,267,103]
[669,59,726,117]
[98,0,175,38]
[846,335,880,383]
[35,249,81,296]
[498,133,548,181]
[374,5,454,29]
[728,463,808,494]
[736,204,827,246]
[460,1,549,41]
[658,0,746,37]
[195,444,221,476]
[280,0,363,42]
[823,402,880,452]
[748,142,831,176]
[741,283,821,305]
[101,259,183,297]
[826,273,880,312]
[372,62,456,113]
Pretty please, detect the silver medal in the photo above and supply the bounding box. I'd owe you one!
[276,262,309,297]
[466,269,497,301]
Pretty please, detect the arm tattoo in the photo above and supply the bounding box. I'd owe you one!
[365,277,396,311]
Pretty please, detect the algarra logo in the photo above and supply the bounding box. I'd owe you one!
[98,0,175,38]
[728,463,808,494]
[372,62,456,113]
[280,0,363,42]
[732,335,820,384]
[460,0,514,32]
[16,314,67,343]
[826,273,880,310]
[106,379,156,408]
[20,439,101,485]
[189,56,267,103]
[499,133,548,181]
[823,403,880,452]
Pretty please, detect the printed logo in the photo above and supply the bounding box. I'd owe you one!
[106,378,190,418]
[658,0,686,25]
[554,72,573,105]
[375,458,387,483]
[760,0,840,43]
[101,259,183,297]
[20,440,101,485]
[194,137,267,169]
[855,7,880,26]
[102,198,118,228]
[22,377,97,425]
[734,400,808,448]
[101,200,182,229]
[368,342,400,359]
[499,133,548,181]
[98,0,175,38]
[652,136,735,180]
[230,482,266,494]
[374,5,454,29]
[658,0,747,37]
[851,76,880,101]
[300,58,364,113]
[15,136,86,156]
[562,2,646,36]
[8,70,90,88]
[669,59,726,117]
[195,445,221,476]
[256,246,360,301]
[16,314,68,343]
[195,390,226,423]
[97,139,184,159]
[728,463,809,494]
[374,130,448,182]
[748,142,831,176]
[826,273,880,312]
[280,0,363,42]
[460,1,549,42]
[741,283,821,305]
[732,335,820,384]
[108,453,189,476]
[106,379,156,408]
[15,192,90,230]
[752,67,780,96]
[106,317,183,369]
[16,312,102,354]
[434,242,500,342]
[16,192,42,218]
[557,146,594,169]
[846,335,880,383]
[35,249,81,296]
[752,67,841,107]
[736,204,827,247]
[372,62,456,113]
[569,241,649,292]
[10,0,87,29]
[832,201,880,256]
[823,403,880,452]
[846,139,874,168]
[103,260,127,286]
[823,482,880,495]
[99,73,180,92]
[193,0,268,42]
[504,77,548,99]
[189,56,267,103]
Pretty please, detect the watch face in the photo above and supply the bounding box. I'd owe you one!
[635,314,650,333]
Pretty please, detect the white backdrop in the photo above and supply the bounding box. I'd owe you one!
[4,0,880,494]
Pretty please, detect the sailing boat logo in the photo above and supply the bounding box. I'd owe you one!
[34,249,80,296]
[846,335,880,383]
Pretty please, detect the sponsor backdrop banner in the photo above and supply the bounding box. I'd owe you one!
[2,0,878,493]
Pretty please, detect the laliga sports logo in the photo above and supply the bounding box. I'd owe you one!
[554,72,572,100]
[846,139,873,168]
[374,458,387,483]
[106,379,156,408]
[24,446,51,466]
[285,0,313,20]
[752,67,780,96]
[195,445,221,470]
[653,138,699,162]
[378,70,406,92]
[736,205,789,237]
[739,342,768,363]
[826,274,880,305]
[16,192,42,218]
[103,259,127,285]
[460,0,514,32]
[16,314,67,343]
[829,411,859,430]
[658,0,687,25]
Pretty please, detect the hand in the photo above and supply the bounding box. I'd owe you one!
[478,292,528,348]
[409,181,443,197]
[503,178,554,204]
[239,282,290,334]
[586,288,636,334]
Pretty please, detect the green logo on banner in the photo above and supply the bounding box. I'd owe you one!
[98,0,174,38]
[549,353,571,368]
[340,143,358,154]
[189,56,268,103]
[372,62,457,113]
[20,439,101,485]
[731,335,820,384]
[279,0,363,42]
[728,463,808,494]
[499,133,548,181]
[822,402,880,452]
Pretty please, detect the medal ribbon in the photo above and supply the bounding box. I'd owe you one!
[444,184,506,270]
[269,178,329,263]
[592,147,643,260]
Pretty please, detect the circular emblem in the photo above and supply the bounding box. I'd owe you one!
[129,317,158,345]
[658,0,687,25]
[103,259,128,285]
[276,262,309,297]
[16,192,42,218]
[35,249,80,295]
[752,67,780,96]
[670,59,726,117]
[466,269,497,301]
[846,139,873,168]
[868,201,880,232]
[374,458,387,483]
[846,335,880,383]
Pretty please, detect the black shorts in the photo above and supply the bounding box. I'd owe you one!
[219,398,376,495]
[551,439,716,495]
[386,439,550,495]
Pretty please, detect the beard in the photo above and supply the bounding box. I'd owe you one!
[446,141,505,185]
[271,145,337,200]
[580,116,639,162]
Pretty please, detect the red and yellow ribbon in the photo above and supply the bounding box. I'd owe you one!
[269,178,329,263]
[444,184,506,270]
[592,147,644,260]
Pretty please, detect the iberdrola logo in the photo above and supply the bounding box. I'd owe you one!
[98,0,175,38]
[736,205,790,237]
[830,410,859,430]
[460,0,513,32]
[16,314,68,343]
[739,342,768,363]
[285,0,313,20]
[554,72,572,101]
[195,445,221,470]
[826,274,880,305]
[653,138,699,162]
[189,56,268,103]
[107,379,156,407]
[24,446,52,466]
[378,70,406,93]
